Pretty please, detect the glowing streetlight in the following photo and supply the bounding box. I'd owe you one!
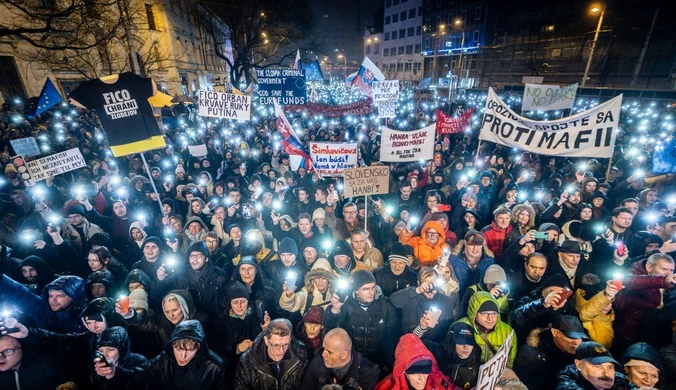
[581,4,606,86]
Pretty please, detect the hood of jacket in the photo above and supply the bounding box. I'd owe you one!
[389,334,443,390]
[97,326,131,362]
[123,269,153,293]
[163,289,197,321]
[166,319,211,365]
[81,297,124,329]
[128,221,147,241]
[419,220,446,249]
[183,216,209,232]
[86,270,114,289]
[451,240,495,259]
[466,291,502,327]
[42,275,86,312]
[18,255,54,286]
[304,258,336,292]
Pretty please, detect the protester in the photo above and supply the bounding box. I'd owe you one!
[556,341,635,390]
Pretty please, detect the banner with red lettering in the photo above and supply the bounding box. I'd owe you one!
[309,142,358,176]
[436,108,473,135]
[284,99,373,118]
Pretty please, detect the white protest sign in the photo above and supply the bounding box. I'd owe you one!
[309,142,358,176]
[475,331,514,390]
[188,144,208,157]
[380,124,436,162]
[376,101,396,118]
[10,137,41,157]
[480,88,621,158]
[26,148,86,182]
[522,83,578,111]
[372,80,400,102]
[198,90,251,120]
[343,166,390,197]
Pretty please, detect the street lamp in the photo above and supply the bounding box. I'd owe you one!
[432,24,446,85]
[581,4,606,87]
[452,20,465,79]
[337,54,347,77]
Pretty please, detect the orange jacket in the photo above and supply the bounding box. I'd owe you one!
[399,220,450,266]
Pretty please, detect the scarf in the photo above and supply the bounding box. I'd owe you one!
[185,229,206,243]
[229,306,252,319]
[558,259,578,287]
[334,259,355,278]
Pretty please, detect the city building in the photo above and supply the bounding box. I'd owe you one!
[363,28,384,71]
[382,0,423,82]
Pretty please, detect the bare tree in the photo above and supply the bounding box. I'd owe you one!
[521,49,545,75]
[0,0,125,50]
[197,0,316,86]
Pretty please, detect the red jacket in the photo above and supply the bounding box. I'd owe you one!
[481,222,513,262]
[614,259,669,340]
[375,334,460,390]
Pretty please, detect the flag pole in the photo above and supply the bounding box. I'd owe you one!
[140,152,165,213]
[604,154,614,184]
[364,195,368,235]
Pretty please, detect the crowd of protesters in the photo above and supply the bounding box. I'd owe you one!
[0,85,675,390]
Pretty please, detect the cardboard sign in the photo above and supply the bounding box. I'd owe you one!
[198,90,251,120]
[372,80,400,102]
[256,69,307,105]
[480,88,621,158]
[476,331,514,390]
[376,101,397,118]
[26,148,86,182]
[344,166,390,197]
[309,142,358,176]
[380,124,436,162]
[522,83,578,111]
[10,137,41,158]
[10,155,35,186]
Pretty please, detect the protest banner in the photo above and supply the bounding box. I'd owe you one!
[10,155,35,186]
[343,166,390,197]
[10,137,41,157]
[372,80,400,102]
[376,101,396,118]
[256,69,307,105]
[475,331,514,390]
[309,142,358,176]
[480,88,621,158]
[197,90,251,120]
[188,144,208,157]
[380,124,436,162]
[26,148,86,182]
[522,83,578,111]
[436,108,473,134]
[284,99,374,118]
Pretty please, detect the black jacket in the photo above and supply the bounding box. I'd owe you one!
[107,320,228,389]
[373,265,418,297]
[208,306,263,367]
[513,329,577,390]
[234,333,308,390]
[170,259,229,314]
[556,364,637,390]
[445,348,481,390]
[300,350,380,390]
[0,344,76,390]
[322,290,400,369]
[511,292,572,345]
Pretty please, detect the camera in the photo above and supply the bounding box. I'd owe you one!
[93,351,110,367]
[337,279,350,303]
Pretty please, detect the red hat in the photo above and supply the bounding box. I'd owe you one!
[303,306,324,325]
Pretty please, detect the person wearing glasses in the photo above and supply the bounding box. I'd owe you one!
[0,334,76,389]
[235,318,308,389]
[399,220,450,267]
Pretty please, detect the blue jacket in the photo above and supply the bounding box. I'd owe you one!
[0,274,86,333]
[450,251,495,293]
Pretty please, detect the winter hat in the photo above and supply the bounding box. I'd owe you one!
[186,241,211,261]
[279,237,299,256]
[303,306,324,325]
[589,191,608,201]
[331,240,353,258]
[477,299,499,313]
[312,208,326,221]
[435,213,449,222]
[226,281,250,302]
[542,273,569,289]
[388,242,409,263]
[406,360,432,375]
[621,342,665,374]
[128,289,149,311]
[175,165,186,174]
[142,236,164,251]
[351,270,376,293]
[483,265,507,285]
[580,273,603,298]
[538,222,561,234]
[66,204,86,217]
[450,322,476,346]
[393,221,407,231]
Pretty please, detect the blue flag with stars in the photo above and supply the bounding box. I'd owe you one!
[303,60,324,81]
[29,78,63,118]
[652,136,676,175]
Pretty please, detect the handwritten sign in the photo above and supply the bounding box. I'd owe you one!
[10,137,41,157]
[522,83,578,111]
[380,124,435,162]
[198,90,251,120]
[309,142,358,176]
[476,331,514,390]
[256,69,307,105]
[26,148,86,182]
[188,144,208,157]
[344,166,390,197]
[372,80,399,102]
[436,108,473,134]
[376,101,396,118]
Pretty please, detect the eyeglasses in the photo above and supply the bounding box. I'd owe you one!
[268,342,290,351]
[425,231,440,237]
[189,254,206,260]
[477,312,498,318]
[0,348,20,357]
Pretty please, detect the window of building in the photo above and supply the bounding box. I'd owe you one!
[399,29,405,38]
[0,56,27,100]
[398,46,405,55]
[425,0,430,10]
[448,13,453,24]
[551,48,561,57]
[425,38,430,50]
[418,6,422,16]
[393,0,399,4]
[145,4,157,30]
[397,63,404,71]
[408,27,414,37]
[415,44,421,53]
[461,10,466,22]
[409,9,416,18]
[391,31,397,39]
[475,6,482,21]
[416,26,421,35]
[366,45,371,54]
[386,0,391,7]
[384,48,389,56]
[385,16,391,24]
[406,45,413,54]
[473,30,479,42]
[405,62,412,71]
[543,24,555,32]
[401,11,407,21]
[392,13,399,23]
[374,44,380,54]
[384,32,390,40]
[413,62,421,73]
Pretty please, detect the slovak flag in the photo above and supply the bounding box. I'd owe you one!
[348,56,385,95]
[293,50,302,70]
[273,99,313,170]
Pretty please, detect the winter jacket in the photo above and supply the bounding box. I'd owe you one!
[450,241,496,293]
[17,254,55,294]
[555,364,637,390]
[373,264,418,297]
[209,305,263,367]
[511,291,573,345]
[322,288,400,369]
[460,283,511,318]
[375,334,460,390]
[456,291,517,368]
[349,239,385,272]
[300,349,380,390]
[61,218,105,252]
[169,250,230,314]
[0,244,22,282]
[481,222,513,262]
[0,274,86,333]
[514,328,578,390]
[443,331,481,390]
[107,320,228,389]
[0,345,76,390]
[575,289,615,348]
[399,220,450,266]
[279,258,336,315]
[235,333,308,390]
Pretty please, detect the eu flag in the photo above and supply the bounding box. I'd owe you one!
[303,60,324,81]
[652,136,676,175]
[29,78,63,118]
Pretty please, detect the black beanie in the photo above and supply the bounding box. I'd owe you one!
[351,270,376,293]
[66,204,86,217]
[226,281,250,302]
[477,300,499,313]
[389,242,409,263]
[186,241,210,260]
[542,273,568,289]
[279,237,298,256]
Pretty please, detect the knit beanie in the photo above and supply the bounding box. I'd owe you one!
[303,306,324,325]
[312,208,326,221]
[483,264,506,285]
[389,242,409,263]
[226,281,250,302]
[128,289,149,311]
[279,237,299,256]
[351,270,376,293]
[66,204,87,217]
[332,240,352,258]
[477,300,499,313]
[542,273,569,289]
[175,165,186,174]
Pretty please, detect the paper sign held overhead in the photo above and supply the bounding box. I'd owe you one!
[380,124,436,162]
[26,148,86,182]
[522,83,578,111]
[372,80,400,102]
[198,90,251,120]
[309,142,358,176]
[188,144,208,157]
[10,137,41,158]
[343,166,390,198]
